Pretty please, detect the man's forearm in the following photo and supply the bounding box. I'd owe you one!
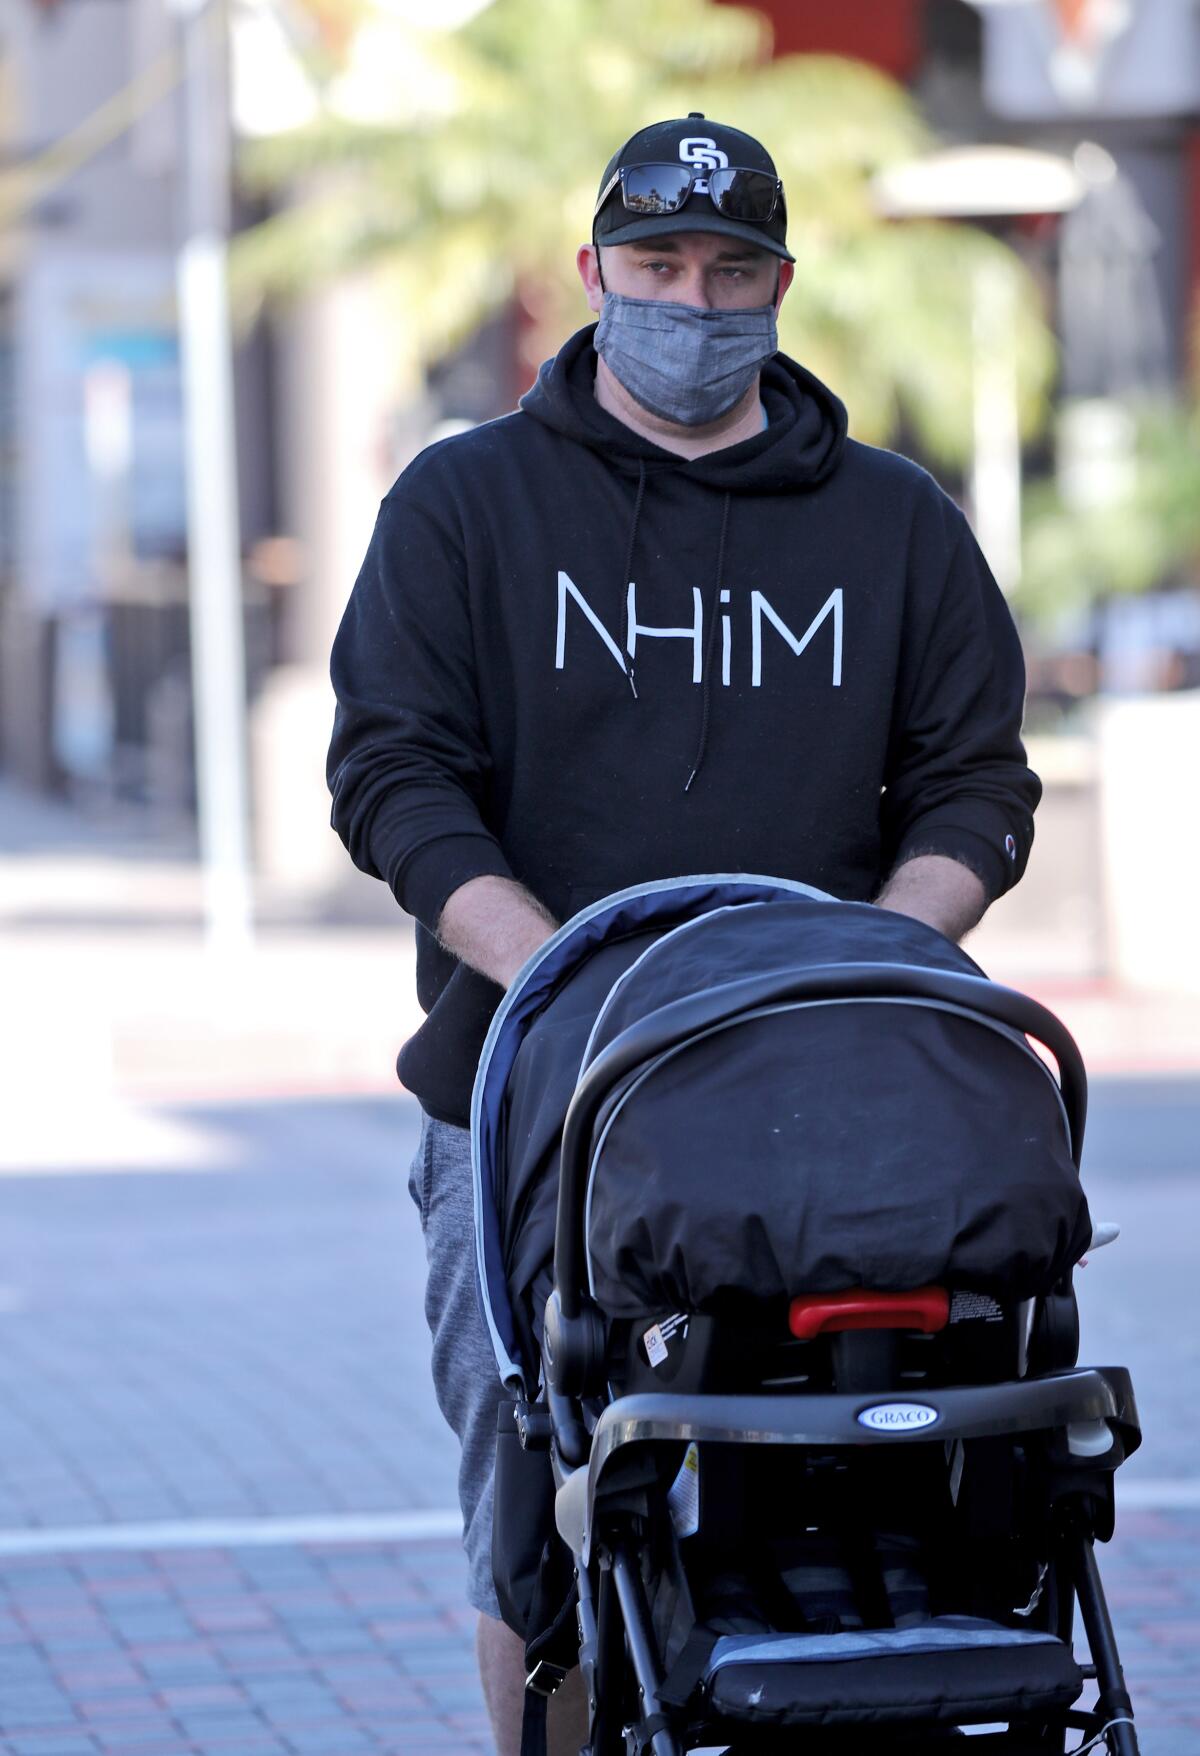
[437,875,558,989]
[873,853,988,943]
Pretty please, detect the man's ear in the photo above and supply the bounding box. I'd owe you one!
[774,259,794,311]
[576,243,605,315]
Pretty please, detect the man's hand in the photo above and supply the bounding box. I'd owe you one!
[873,853,987,944]
[437,875,558,990]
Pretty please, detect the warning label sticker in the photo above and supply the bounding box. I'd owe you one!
[667,1443,700,1538]
[949,1291,1004,1323]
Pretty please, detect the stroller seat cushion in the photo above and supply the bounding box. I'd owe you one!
[703,1617,1083,1727]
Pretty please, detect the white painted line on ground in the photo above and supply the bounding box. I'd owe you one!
[0,1509,463,1557]
[0,1482,1193,1561]
[1117,1479,1200,1510]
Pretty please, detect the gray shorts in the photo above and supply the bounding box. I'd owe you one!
[407,1110,504,1619]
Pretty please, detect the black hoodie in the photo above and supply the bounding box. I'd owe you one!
[328,325,1040,1124]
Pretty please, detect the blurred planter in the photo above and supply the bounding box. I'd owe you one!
[1096,691,1200,994]
[249,660,401,923]
[250,661,350,893]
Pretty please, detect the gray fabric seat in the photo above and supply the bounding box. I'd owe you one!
[703,1618,1083,1727]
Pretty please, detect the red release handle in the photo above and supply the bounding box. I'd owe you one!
[788,1286,950,1340]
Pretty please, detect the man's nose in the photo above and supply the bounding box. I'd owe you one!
[678,266,713,308]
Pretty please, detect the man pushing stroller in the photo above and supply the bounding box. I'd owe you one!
[327,113,1040,1756]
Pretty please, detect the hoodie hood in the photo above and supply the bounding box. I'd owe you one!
[519,322,847,495]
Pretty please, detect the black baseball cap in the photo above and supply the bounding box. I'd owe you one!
[592,113,794,264]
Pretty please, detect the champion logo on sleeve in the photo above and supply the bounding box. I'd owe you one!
[1005,834,1017,861]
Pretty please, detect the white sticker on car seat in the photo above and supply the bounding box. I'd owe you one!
[668,1443,700,1538]
[949,1291,1004,1323]
[643,1323,669,1368]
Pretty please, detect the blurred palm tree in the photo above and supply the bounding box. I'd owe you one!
[231,0,1055,466]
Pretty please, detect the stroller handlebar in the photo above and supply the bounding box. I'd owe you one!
[553,962,1087,1322]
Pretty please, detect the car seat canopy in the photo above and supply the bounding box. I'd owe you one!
[473,878,1091,1389]
[585,971,1088,1314]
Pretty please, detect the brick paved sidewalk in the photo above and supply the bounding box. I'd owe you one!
[1100,1509,1200,1751]
[0,1538,490,1756]
[2,1514,1197,1756]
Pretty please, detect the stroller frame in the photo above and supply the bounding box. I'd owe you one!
[529,958,1143,1754]
[543,1374,1140,1755]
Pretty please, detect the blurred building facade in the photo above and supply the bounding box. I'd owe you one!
[1,0,1198,974]
[0,0,277,809]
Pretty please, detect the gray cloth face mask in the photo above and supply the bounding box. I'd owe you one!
[594,293,778,427]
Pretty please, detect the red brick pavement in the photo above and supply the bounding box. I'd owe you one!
[1098,1509,1200,1749]
[0,1515,1196,1755]
[0,1540,491,1756]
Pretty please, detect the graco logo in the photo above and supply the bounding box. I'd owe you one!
[857,1402,939,1433]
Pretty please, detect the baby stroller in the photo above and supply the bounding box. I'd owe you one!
[473,877,1142,1755]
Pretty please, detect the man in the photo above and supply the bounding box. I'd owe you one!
[327,114,1040,1755]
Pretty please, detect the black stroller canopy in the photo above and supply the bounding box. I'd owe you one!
[473,877,1091,1394]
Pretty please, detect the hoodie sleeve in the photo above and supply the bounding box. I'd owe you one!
[880,510,1041,903]
[326,488,514,932]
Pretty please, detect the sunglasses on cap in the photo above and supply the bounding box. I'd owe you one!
[594,161,782,225]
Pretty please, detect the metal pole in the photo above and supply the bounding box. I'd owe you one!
[174,0,254,949]
[611,1545,682,1756]
[1070,1528,1140,1755]
[970,255,1023,595]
